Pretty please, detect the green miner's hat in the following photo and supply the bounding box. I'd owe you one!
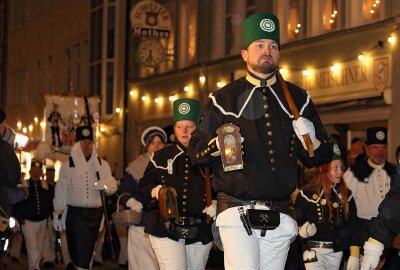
[173,98,200,123]
[243,12,280,49]
[331,140,342,161]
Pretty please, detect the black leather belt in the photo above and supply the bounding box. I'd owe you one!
[216,192,294,217]
[306,241,334,249]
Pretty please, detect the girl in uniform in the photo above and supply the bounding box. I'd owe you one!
[295,141,358,270]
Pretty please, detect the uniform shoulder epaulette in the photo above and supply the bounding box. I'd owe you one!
[350,159,373,182]
[383,161,397,178]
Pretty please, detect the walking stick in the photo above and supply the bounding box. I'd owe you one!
[275,69,314,157]
[204,167,212,224]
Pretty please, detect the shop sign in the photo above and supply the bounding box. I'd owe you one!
[288,55,391,104]
[130,0,172,38]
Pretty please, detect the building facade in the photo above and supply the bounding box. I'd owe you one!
[126,0,400,164]
[5,0,126,176]
[4,0,400,178]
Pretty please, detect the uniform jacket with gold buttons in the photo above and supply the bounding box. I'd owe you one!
[138,142,212,245]
[14,179,53,222]
[189,74,332,201]
[294,187,358,251]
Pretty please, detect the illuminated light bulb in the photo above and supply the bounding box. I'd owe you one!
[375,0,380,3]
[334,10,338,14]
[279,68,288,76]
[330,64,339,72]
[216,82,224,88]
[141,96,148,102]
[130,90,135,96]
[358,54,365,61]
[303,69,312,76]
[295,29,299,33]
[28,125,33,131]
[22,127,27,133]
[370,10,375,14]
[155,97,163,104]
[15,133,29,147]
[388,35,396,44]
[40,121,45,128]
[100,127,105,133]
[115,107,121,113]
[17,121,22,130]
[184,86,190,92]
[199,76,206,83]
[169,95,177,102]
[329,19,334,24]
[34,117,39,123]
[331,13,336,18]
[297,23,301,28]
[373,3,376,7]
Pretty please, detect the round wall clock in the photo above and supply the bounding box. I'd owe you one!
[136,39,165,67]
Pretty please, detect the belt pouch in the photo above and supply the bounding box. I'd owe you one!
[246,209,280,237]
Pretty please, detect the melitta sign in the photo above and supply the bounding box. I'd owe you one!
[287,55,391,104]
[130,0,172,38]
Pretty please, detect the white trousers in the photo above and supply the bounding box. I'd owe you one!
[115,225,127,265]
[21,219,47,270]
[216,205,298,270]
[149,235,212,270]
[8,231,23,259]
[60,230,72,265]
[304,248,343,270]
[127,226,159,270]
[43,218,56,262]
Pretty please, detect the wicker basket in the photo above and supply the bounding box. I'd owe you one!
[112,193,142,227]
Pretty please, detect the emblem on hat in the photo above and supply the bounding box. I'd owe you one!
[82,128,91,137]
[260,19,275,32]
[376,131,385,141]
[333,144,341,156]
[178,102,190,115]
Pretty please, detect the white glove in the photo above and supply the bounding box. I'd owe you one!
[299,221,317,238]
[292,117,317,149]
[151,185,163,200]
[202,200,217,219]
[347,256,360,270]
[52,213,63,232]
[126,198,143,212]
[360,240,384,270]
[94,179,108,191]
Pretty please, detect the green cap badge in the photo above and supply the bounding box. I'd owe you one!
[243,12,280,49]
[332,141,342,161]
[173,98,200,123]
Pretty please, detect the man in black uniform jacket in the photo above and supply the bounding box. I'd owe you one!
[0,109,21,270]
[361,170,400,270]
[188,12,332,270]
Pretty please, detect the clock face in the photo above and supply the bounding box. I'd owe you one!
[136,39,165,67]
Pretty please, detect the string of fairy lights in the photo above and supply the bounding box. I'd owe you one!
[127,31,397,108]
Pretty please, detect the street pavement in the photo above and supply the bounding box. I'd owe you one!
[4,254,125,270]
[4,249,225,269]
